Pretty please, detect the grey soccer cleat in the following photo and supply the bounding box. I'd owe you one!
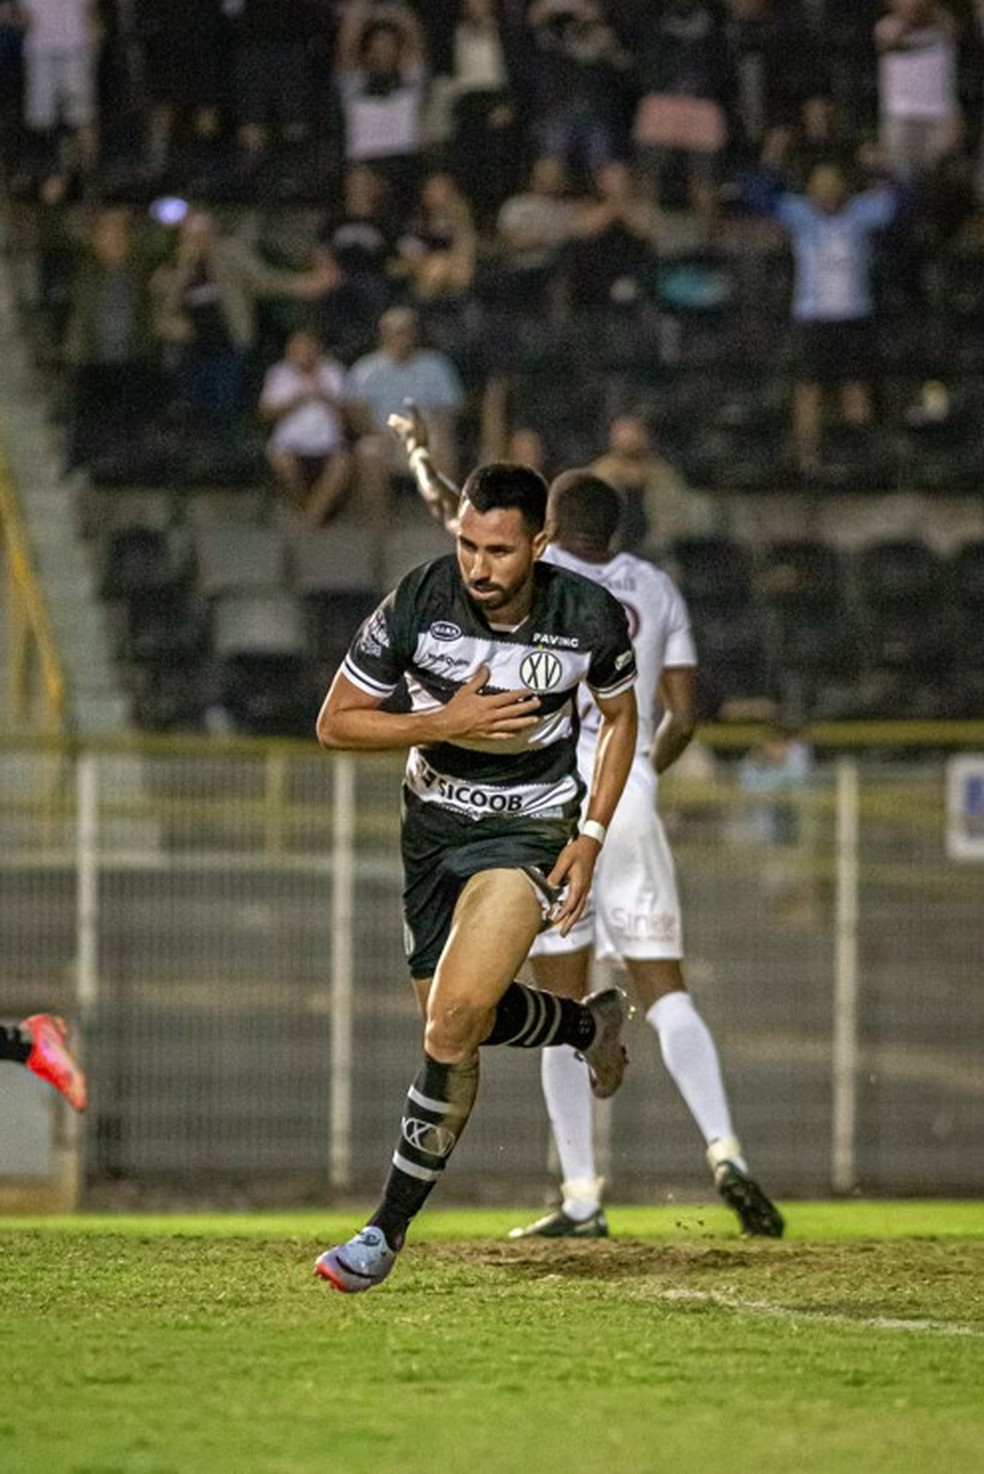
[508,1206,609,1240]
[314,1226,399,1292]
[714,1162,785,1238]
[579,987,628,1098]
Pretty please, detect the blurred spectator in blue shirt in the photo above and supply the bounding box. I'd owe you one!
[348,304,464,552]
[768,162,900,472]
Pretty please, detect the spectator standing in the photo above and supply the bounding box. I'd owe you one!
[723,0,825,161]
[441,0,522,222]
[737,720,818,925]
[259,328,356,526]
[626,0,733,221]
[522,0,633,189]
[763,162,901,472]
[333,0,429,214]
[758,92,860,192]
[226,0,329,158]
[134,0,225,177]
[875,0,961,183]
[62,203,160,471]
[150,207,336,426]
[16,0,103,173]
[478,375,554,477]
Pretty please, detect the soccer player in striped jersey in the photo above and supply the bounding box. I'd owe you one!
[313,459,638,1292]
[392,405,783,1240]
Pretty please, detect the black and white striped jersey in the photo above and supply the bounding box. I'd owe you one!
[341,553,637,821]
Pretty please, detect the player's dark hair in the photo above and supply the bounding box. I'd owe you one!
[548,469,622,550]
[461,462,549,535]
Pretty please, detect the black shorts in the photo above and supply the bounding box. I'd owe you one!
[793,317,878,384]
[400,790,576,981]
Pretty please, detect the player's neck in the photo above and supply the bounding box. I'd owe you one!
[557,535,612,564]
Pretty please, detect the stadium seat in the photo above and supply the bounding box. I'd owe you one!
[97,526,191,602]
[288,524,378,595]
[667,538,769,705]
[804,426,898,494]
[123,589,208,664]
[758,541,859,710]
[127,658,213,732]
[684,419,791,492]
[949,540,984,673]
[666,536,755,604]
[689,602,770,705]
[951,539,984,606]
[211,591,307,660]
[209,591,314,738]
[381,518,453,587]
[856,539,944,605]
[855,540,952,672]
[193,522,290,600]
[216,654,317,738]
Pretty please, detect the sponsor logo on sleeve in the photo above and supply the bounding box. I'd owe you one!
[358,609,389,658]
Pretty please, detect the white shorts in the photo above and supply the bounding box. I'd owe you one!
[531,752,683,962]
[24,46,96,130]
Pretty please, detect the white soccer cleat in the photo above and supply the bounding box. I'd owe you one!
[314,1227,398,1293]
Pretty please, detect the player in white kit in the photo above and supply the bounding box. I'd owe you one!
[391,410,783,1238]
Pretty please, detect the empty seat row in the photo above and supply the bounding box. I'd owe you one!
[98,515,451,605]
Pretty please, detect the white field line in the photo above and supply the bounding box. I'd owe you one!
[653,1287,984,1339]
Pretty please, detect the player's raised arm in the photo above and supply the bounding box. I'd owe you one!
[388,400,461,532]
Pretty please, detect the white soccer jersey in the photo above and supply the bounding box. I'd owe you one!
[542,544,697,757]
[534,544,698,962]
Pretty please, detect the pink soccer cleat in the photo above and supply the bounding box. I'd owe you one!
[22,1014,88,1112]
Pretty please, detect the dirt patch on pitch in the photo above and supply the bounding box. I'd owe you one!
[423,1238,759,1281]
[418,1238,984,1325]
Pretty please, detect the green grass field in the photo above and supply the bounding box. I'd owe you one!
[2,1202,983,1474]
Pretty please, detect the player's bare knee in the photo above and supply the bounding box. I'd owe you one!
[425,997,488,1062]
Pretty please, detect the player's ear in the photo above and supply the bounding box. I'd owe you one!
[531,527,550,560]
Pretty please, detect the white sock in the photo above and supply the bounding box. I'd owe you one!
[648,992,747,1172]
[541,1045,601,1219]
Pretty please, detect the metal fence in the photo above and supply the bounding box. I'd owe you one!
[0,731,982,1206]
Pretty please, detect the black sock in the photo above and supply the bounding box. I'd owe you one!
[0,1024,31,1064]
[482,982,596,1050]
[370,1052,479,1251]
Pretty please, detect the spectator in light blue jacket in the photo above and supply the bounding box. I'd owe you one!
[770,162,901,473]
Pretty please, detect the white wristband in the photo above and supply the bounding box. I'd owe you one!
[408,447,432,479]
[580,819,607,847]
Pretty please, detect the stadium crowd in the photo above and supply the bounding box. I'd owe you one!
[4,1,984,730]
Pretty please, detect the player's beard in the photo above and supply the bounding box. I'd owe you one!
[466,570,534,621]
